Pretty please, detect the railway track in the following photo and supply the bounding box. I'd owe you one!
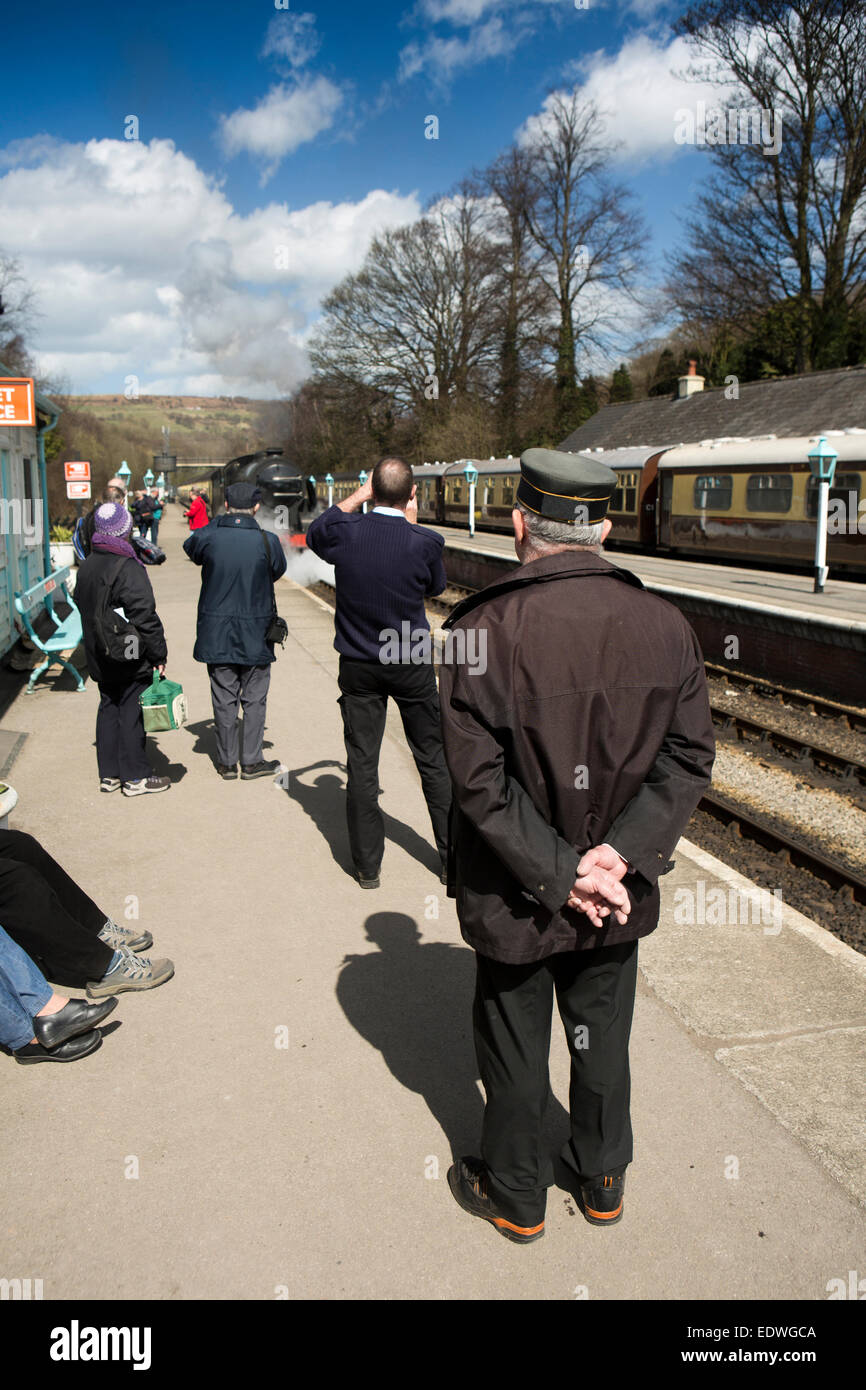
[709,704,866,784]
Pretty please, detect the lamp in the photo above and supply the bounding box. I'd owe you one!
[807,436,838,593]
[463,461,479,537]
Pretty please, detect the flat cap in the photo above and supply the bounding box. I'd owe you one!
[517,448,617,525]
[225,482,262,509]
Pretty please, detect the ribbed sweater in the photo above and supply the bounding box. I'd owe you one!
[306,506,447,661]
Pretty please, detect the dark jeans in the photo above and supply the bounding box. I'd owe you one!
[473,940,639,1225]
[149,518,159,545]
[0,830,114,986]
[96,676,152,782]
[207,663,271,766]
[337,656,451,877]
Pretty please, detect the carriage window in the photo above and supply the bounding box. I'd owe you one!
[612,472,638,513]
[805,473,861,519]
[501,479,514,505]
[746,474,792,512]
[452,483,462,505]
[694,474,732,511]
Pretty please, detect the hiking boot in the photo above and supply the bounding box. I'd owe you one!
[216,763,238,779]
[87,946,174,998]
[240,760,282,780]
[122,776,171,796]
[98,920,154,953]
[447,1157,545,1244]
[100,777,121,793]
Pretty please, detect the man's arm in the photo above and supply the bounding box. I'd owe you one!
[593,637,715,887]
[182,532,202,563]
[440,659,625,919]
[336,479,373,513]
[267,532,288,580]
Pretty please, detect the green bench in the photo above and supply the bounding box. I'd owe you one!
[13,567,85,693]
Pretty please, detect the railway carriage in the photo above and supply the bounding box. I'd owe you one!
[657,435,866,571]
[304,433,866,575]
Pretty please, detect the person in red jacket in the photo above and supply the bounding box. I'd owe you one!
[184,488,210,530]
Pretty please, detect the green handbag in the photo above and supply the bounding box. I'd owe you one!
[139,671,188,732]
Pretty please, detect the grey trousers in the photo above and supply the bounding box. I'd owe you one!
[207,663,271,766]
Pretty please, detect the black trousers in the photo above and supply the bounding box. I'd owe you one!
[0,830,114,986]
[473,940,638,1225]
[337,657,452,876]
[96,676,151,782]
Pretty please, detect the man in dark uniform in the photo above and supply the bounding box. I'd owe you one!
[439,448,715,1243]
[306,457,451,889]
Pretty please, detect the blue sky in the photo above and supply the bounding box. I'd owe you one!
[0,0,730,396]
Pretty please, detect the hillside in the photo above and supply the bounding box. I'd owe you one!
[46,393,289,523]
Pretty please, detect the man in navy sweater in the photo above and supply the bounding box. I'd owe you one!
[306,457,451,888]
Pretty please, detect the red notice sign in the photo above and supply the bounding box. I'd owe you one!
[66,481,91,499]
[0,378,35,427]
[64,461,91,481]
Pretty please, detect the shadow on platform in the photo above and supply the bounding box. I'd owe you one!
[185,717,274,769]
[286,760,442,878]
[336,911,570,1165]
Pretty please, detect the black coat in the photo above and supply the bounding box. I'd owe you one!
[75,550,167,685]
[439,549,715,964]
[183,514,288,665]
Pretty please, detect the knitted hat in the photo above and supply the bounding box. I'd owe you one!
[93,502,133,537]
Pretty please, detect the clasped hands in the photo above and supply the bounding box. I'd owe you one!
[566,844,631,929]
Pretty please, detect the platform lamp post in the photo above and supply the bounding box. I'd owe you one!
[359,469,369,513]
[143,468,154,492]
[117,460,132,498]
[156,472,165,500]
[463,461,479,537]
[325,473,334,508]
[808,437,838,593]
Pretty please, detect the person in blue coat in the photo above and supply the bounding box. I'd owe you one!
[183,482,287,779]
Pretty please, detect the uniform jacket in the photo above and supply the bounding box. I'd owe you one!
[75,550,167,685]
[439,549,715,963]
[184,495,209,530]
[183,513,288,666]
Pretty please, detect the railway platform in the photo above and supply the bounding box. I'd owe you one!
[0,505,864,1302]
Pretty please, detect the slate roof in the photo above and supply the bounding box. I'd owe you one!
[557,364,866,452]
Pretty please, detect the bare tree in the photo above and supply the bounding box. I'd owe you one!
[521,92,645,437]
[671,0,866,372]
[0,252,38,376]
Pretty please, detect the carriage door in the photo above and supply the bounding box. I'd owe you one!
[658,472,673,547]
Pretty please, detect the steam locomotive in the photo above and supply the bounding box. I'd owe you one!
[179,448,315,545]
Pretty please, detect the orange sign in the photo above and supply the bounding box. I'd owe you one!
[64,460,91,481]
[0,378,35,427]
[66,481,91,499]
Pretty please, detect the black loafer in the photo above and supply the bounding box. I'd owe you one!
[357,869,381,889]
[33,997,118,1050]
[15,1030,103,1064]
[447,1156,545,1244]
[578,1173,625,1226]
[216,763,238,779]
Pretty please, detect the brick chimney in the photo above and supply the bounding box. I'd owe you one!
[677,359,705,399]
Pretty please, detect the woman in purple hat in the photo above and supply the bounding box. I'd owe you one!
[74,502,171,796]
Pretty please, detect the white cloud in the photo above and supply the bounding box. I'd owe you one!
[399,14,519,83]
[0,137,420,396]
[520,34,738,163]
[219,76,344,179]
[261,12,322,68]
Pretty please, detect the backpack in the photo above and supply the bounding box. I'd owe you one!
[92,557,141,663]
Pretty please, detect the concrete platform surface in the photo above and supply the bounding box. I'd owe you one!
[0,507,863,1302]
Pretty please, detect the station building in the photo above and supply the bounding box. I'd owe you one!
[0,364,60,660]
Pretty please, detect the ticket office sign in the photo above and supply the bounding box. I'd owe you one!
[0,378,36,427]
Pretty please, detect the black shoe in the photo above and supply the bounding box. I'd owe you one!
[33,997,118,1050]
[15,1030,103,1064]
[447,1157,545,1244]
[240,760,281,780]
[578,1173,626,1226]
[216,763,238,779]
[357,870,380,889]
